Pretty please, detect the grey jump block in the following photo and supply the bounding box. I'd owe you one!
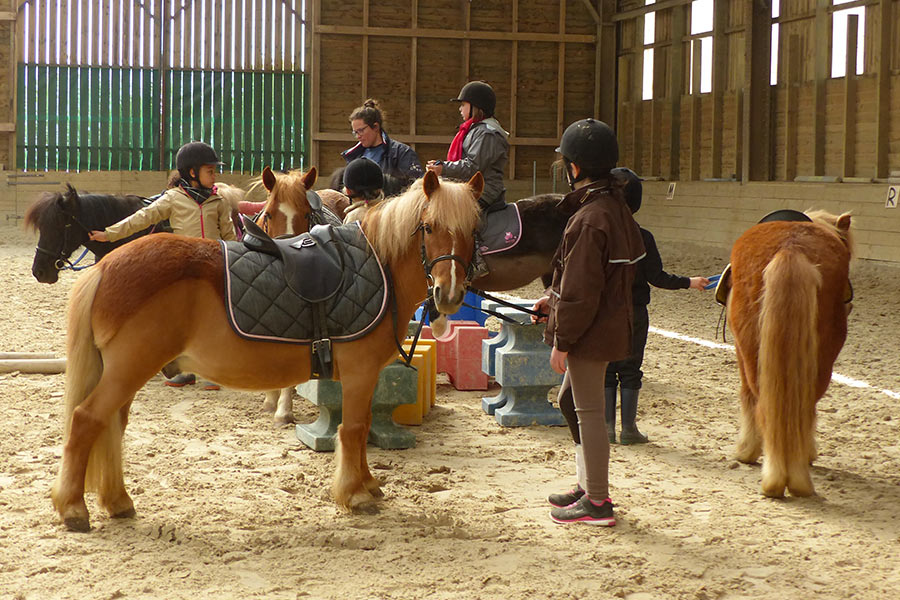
[483,306,565,427]
[295,361,418,451]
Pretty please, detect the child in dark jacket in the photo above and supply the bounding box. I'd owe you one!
[604,168,709,444]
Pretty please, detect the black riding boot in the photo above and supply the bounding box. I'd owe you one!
[620,388,649,444]
[604,387,617,444]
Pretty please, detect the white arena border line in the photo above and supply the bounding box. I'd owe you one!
[649,326,900,400]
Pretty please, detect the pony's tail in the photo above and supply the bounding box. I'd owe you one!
[59,266,119,496]
[757,249,821,497]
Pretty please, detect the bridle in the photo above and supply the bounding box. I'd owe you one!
[34,206,93,272]
[415,221,474,284]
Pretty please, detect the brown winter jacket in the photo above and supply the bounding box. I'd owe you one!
[104,185,237,243]
[543,183,646,361]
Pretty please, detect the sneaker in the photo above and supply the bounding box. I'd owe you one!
[548,484,585,508]
[549,495,616,526]
[164,373,196,387]
[201,381,221,391]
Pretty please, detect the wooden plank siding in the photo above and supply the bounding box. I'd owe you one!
[311,0,600,180]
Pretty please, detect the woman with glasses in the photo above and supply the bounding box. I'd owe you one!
[342,98,423,196]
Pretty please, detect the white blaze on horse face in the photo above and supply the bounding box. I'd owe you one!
[449,236,458,294]
[280,204,298,236]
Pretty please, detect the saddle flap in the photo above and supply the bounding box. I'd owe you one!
[240,216,281,257]
[478,203,522,255]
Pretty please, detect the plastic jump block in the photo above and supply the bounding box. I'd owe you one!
[413,291,488,326]
[294,362,418,451]
[407,339,437,412]
[480,297,540,377]
[392,342,437,426]
[419,321,482,375]
[484,306,565,427]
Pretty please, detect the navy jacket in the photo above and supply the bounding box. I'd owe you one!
[342,131,423,191]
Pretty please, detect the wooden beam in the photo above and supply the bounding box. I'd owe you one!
[310,0,321,169]
[668,4,686,180]
[557,1,565,138]
[596,0,617,123]
[741,0,772,182]
[874,0,892,179]
[842,14,858,179]
[813,0,829,176]
[612,0,692,23]
[361,0,369,100]
[312,132,560,146]
[314,24,595,44]
[689,39,701,181]
[784,35,800,181]
[630,17,644,173]
[733,89,743,181]
[509,0,518,180]
[710,0,727,179]
[409,0,417,139]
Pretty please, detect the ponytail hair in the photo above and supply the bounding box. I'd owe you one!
[349,98,385,130]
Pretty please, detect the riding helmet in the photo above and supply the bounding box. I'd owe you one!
[611,167,642,214]
[556,119,618,171]
[343,158,384,195]
[175,141,224,173]
[452,81,497,117]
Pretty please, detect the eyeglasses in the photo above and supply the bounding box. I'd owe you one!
[351,124,370,137]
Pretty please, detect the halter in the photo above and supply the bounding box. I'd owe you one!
[34,207,93,272]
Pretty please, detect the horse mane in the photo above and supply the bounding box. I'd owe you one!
[23,191,62,232]
[362,176,480,264]
[215,182,246,211]
[804,209,855,258]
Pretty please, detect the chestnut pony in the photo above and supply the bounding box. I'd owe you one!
[52,170,483,532]
[728,210,853,498]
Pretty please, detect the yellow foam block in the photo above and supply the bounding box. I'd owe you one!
[407,339,437,411]
[392,353,426,425]
[391,340,437,425]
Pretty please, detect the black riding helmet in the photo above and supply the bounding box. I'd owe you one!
[343,157,384,196]
[611,167,642,214]
[452,81,496,118]
[175,141,223,182]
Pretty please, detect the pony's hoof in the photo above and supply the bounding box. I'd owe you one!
[64,516,92,532]
[112,507,137,519]
[274,413,296,425]
[364,477,384,497]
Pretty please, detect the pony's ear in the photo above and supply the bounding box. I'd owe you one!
[61,184,78,210]
[423,169,440,198]
[302,166,318,190]
[836,212,852,233]
[466,172,484,201]
[262,166,277,192]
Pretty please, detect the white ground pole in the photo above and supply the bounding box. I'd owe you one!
[649,326,900,401]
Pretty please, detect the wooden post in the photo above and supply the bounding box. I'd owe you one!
[741,0,772,183]
[596,0,617,124]
[842,14,858,179]
[669,4,686,180]
[813,0,829,176]
[689,38,701,181]
[710,0,727,179]
[310,0,320,169]
[630,16,644,173]
[509,0,518,180]
[361,0,368,100]
[409,0,417,142]
[874,0,892,179]
[784,34,800,181]
[556,1,565,139]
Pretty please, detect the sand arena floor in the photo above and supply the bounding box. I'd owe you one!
[1,223,898,600]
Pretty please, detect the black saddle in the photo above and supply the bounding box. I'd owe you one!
[240,216,343,302]
[758,209,811,224]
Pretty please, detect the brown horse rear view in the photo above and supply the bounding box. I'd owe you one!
[728,211,852,498]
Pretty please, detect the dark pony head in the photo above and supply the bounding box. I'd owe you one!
[24,184,146,283]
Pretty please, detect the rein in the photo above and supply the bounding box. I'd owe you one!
[466,287,548,323]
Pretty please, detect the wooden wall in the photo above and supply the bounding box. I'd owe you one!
[616,0,900,182]
[638,180,900,263]
[308,0,612,181]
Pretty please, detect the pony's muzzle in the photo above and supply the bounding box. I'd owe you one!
[432,284,465,313]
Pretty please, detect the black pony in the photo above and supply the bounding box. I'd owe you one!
[24,184,153,283]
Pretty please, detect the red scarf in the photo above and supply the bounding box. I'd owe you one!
[447,118,477,162]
